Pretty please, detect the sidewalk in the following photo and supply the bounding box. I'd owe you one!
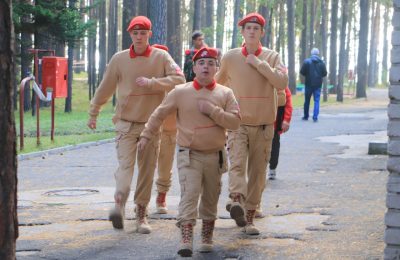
[17,88,388,259]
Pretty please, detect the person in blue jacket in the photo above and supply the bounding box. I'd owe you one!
[300,48,327,122]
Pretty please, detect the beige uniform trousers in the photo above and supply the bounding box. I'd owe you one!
[227,124,274,210]
[156,129,177,193]
[176,148,227,227]
[114,121,160,206]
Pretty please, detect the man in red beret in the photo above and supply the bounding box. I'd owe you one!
[138,47,241,257]
[216,12,288,235]
[151,43,177,215]
[87,16,185,234]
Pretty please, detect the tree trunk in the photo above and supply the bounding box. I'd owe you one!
[204,0,214,46]
[287,0,296,95]
[276,1,284,56]
[309,0,315,50]
[167,0,182,66]
[246,0,256,13]
[265,7,273,48]
[321,0,328,101]
[329,0,339,92]
[344,1,353,82]
[149,0,167,45]
[20,0,32,112]
[300,0,308,71]
[65,0,77,113]
[336,0,348,102]
[122,0,137,50]
[258,3,268,47]
[0,2,19,259]
[216,0,225,49]
[97,0,106,84]
[368,1,380,87]
[138,0,148,16]
[87,0,97,99]
[381,4,389,86]
[356,0,369,98]
[193,0,201,31]
[232,0,243,49]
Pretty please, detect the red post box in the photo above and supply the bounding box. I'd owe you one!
[42,56,68,98]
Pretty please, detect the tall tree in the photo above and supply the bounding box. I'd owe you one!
[108,0,118,107]
[204,0,214,46]
[65,0,77,113]
[149,0,167,45]
[167,0,182,66]
[329,0,339,92]
[138,0,148,16]
[97,0,106,84]
[276,0,285,57]
[368,1,380,87]
[258,3,269,47]
[20,0,32,111]
[320,0,328,101]
[232,0,243,48]
[193,0,201,31]
[309,0,315,50]
[356,0,369,98]
[216,0,225,49]
[122,0,137,50]
[0,1,18,259]
[381,3,390,85]
[336,0,348,102]
[300,0,308,72]
[287,0,296,94]
[88,0,97,99]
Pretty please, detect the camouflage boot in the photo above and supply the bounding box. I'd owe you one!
[156,192,168,214]
[243,209,260,235]
[109,192,125,229]
[229,193,247,227]
[177,222,193,257]
[199,220,215,253]
[136,204,151,234]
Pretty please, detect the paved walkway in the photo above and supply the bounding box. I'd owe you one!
[17,89,388,259]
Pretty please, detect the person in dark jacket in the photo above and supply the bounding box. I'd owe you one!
[300,48,327,122]
[183,31,206,82]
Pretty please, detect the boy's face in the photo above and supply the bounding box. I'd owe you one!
[129,30,152,48]
[241,23,264,44]
[193,58,217,82]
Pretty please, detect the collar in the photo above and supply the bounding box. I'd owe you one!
[193,79,216,91]
[129,44,152,58]
[241,43,262,57]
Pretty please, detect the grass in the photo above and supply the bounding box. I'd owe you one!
[16,74,115,154]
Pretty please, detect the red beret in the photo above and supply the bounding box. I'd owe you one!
[192,47,218,61]
[238,13,266,27]
[152,44,169,52]
[127,16,152,31]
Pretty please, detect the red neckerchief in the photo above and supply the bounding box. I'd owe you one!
[241,43,262,57]
[193,79,216,91]
[129,44,152,58]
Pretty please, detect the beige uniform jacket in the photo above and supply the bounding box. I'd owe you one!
[141,82,241,153]
[215,47,288,125]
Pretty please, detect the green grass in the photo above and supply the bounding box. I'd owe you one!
[16,76,115,154]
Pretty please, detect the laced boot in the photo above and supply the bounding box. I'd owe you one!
[177,222,193,257]
[109,192,125,229]
[229,193,247,227]
[199,220,215,253]
[136,204,151,234]
[156,192,168,214]
[243,209,260,235]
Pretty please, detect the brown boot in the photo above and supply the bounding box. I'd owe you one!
[109,192,125,229]
[177,222,193,257]
[243,209,260,235]
[199,220,215,253]
[156,192,168,214]
[136,204,151,234]
[229,193,247,227]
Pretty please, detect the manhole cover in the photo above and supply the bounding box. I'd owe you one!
[43,189,99,197]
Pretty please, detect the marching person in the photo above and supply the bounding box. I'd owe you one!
[87,16,185,234]
[138,47,241,257]
[216,13,288,235]
[151,44,177,214]
[183,31,206,82]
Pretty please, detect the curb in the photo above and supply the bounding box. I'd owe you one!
[17,138,115,161]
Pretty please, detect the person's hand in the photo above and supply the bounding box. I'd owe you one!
[137,137,149,152]
[282,121,290,133]
[87,118,97,129]
[136,77,150,87]
[198,99,215,116]
[246,54,259,67]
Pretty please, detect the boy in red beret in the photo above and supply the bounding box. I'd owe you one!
[138,47,241,257]
[87,16,185,234]
[216,13,288,235]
